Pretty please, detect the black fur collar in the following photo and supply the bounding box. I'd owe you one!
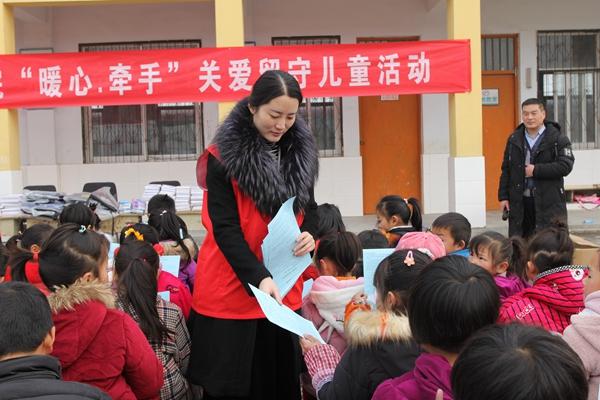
[214,99,319,216]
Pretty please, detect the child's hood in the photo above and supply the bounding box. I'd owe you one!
[495,274,529,300]
[413,353,453,399]
[525,266,585,313]
[161,237,197,261]
[308,276,364,335]
[346,310,413,347]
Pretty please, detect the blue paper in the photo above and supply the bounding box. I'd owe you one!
[302,279,314,299]
[261,197,312,297]
[160,255,181,277]
[158,291,170,302]
[363,248,395,304]
[249,284,324,343]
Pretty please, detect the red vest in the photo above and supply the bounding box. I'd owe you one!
[193,146,304,319]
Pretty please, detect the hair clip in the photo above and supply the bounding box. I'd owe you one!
[124,227,144,241]
[79,225,87,233]
[404,250,415,267]
[179,228,184,240]
[160,209,168,216]
[153,243,165,256]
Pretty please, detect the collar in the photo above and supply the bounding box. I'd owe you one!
[525,124,546,139]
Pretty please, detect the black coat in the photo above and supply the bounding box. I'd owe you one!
[498,121,574,237]
[317,311,420,400]
[0,355,110,400]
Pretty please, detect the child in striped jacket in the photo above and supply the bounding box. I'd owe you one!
[499,224,586,333]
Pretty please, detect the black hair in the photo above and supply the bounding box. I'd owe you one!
[432,212,472,248]
[0,241,8,278]
[119,223,160,245]
[147,194,176,214]
[315,232,361,277]
[469,231,527,280]
[6,224,55,253]
[316,203,346,239]
[147,209,192,261]
[376,195,423,232]
[114,240,169,343]
[452,323,588,400]
[521,98,546,112]
[36,224,109,290]
[527,223,574,273]
[358,229,389,249]
[0,282,54,358]
[374,249,432,315]
[59,202,101,230]
[249,70,303,108]
[408,255,500,353]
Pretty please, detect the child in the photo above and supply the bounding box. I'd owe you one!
[37,223,164,399]
[396,231,446,260]
[119,224,193,319]
[430,212,471,257]
[563,249,600,399]
[59,203,112,242]
[5,224,54,254]
[300,249,431,400]
[499,224,585,333]
[316,203,346,239]
[147,204,198,292]
[469,231,529,300]
[302,232,364,355]
[0,239,8,283]
[354,230,389,277]
[376,195,423,247]
[0,281,111,399]
[114,240,192,400]
[453,324,588,400]
[372,255,500,400]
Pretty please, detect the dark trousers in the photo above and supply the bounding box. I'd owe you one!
[523,196,536,239]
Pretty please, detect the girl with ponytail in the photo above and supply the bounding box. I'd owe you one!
[119,223,193,319]
[114,240,192,400]
[37,223,163,399]
[499,222,586,333]
[147,199,198,292]
[375,195,423,247]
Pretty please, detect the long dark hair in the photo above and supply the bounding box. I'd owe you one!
[5,224,54,253]
[376,195,422,231]
[469,231,527,279]
[147,209,192,261]
[249,70,303,108]
[114,240,169,343]
[528,223,574,273]
[59,202,101,230]
[316,203,346,239]
[315,232,361,276]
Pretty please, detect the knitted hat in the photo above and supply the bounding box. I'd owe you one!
[396,231,446,260]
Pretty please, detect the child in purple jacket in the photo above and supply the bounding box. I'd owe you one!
[372,256,500,400]
[468,231,530,300]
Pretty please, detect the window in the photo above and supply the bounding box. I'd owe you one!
[272,36,343,157]
[80,40,203,163]
[482,36,516,72]
[538,31,599,149]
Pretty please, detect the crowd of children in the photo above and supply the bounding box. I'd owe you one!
[0,192,597,399]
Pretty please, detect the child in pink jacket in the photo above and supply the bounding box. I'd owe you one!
[563,250,600,400]
[302,232,364,355]
[499,225,586,333]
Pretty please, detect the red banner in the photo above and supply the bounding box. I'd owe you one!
[0,40,471,109]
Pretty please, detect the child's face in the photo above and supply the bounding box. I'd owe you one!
[376,211,394,232]
[469,247,495,275]
[431,226,463,254]
[584,252,600,298]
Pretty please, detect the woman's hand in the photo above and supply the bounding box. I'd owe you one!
[294,231,315,256]
[258,277,282,304]
[300,335,321,354]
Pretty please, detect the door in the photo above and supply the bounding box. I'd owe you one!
[482,35,519,210]
[359,94,422,214]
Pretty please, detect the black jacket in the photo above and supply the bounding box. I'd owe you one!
[317,311,420,400]
[0,355,110,400]
[498,121,574,237]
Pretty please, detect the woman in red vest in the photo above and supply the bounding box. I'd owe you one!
[190,70,319,400]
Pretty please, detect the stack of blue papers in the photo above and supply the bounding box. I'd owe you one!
[261,197,312,297]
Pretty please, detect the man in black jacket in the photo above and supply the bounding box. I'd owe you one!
[0,282,110,400]
[498,98,574,238]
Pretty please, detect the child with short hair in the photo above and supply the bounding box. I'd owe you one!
[316,203,346,239]
[372,255,500,400]
[114,240,192,400]
[376,195,423,247]
[563,249,600,399]
[300,249,431,400]
[119,224,193,319]
[453,323,588,400]
[38,223,164,399]
[430,212,471,257]
[0,281,111,399]
[302,232,363,355]
[147,201,198,292]
[469,231,529,300]
[499,224,585,333]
